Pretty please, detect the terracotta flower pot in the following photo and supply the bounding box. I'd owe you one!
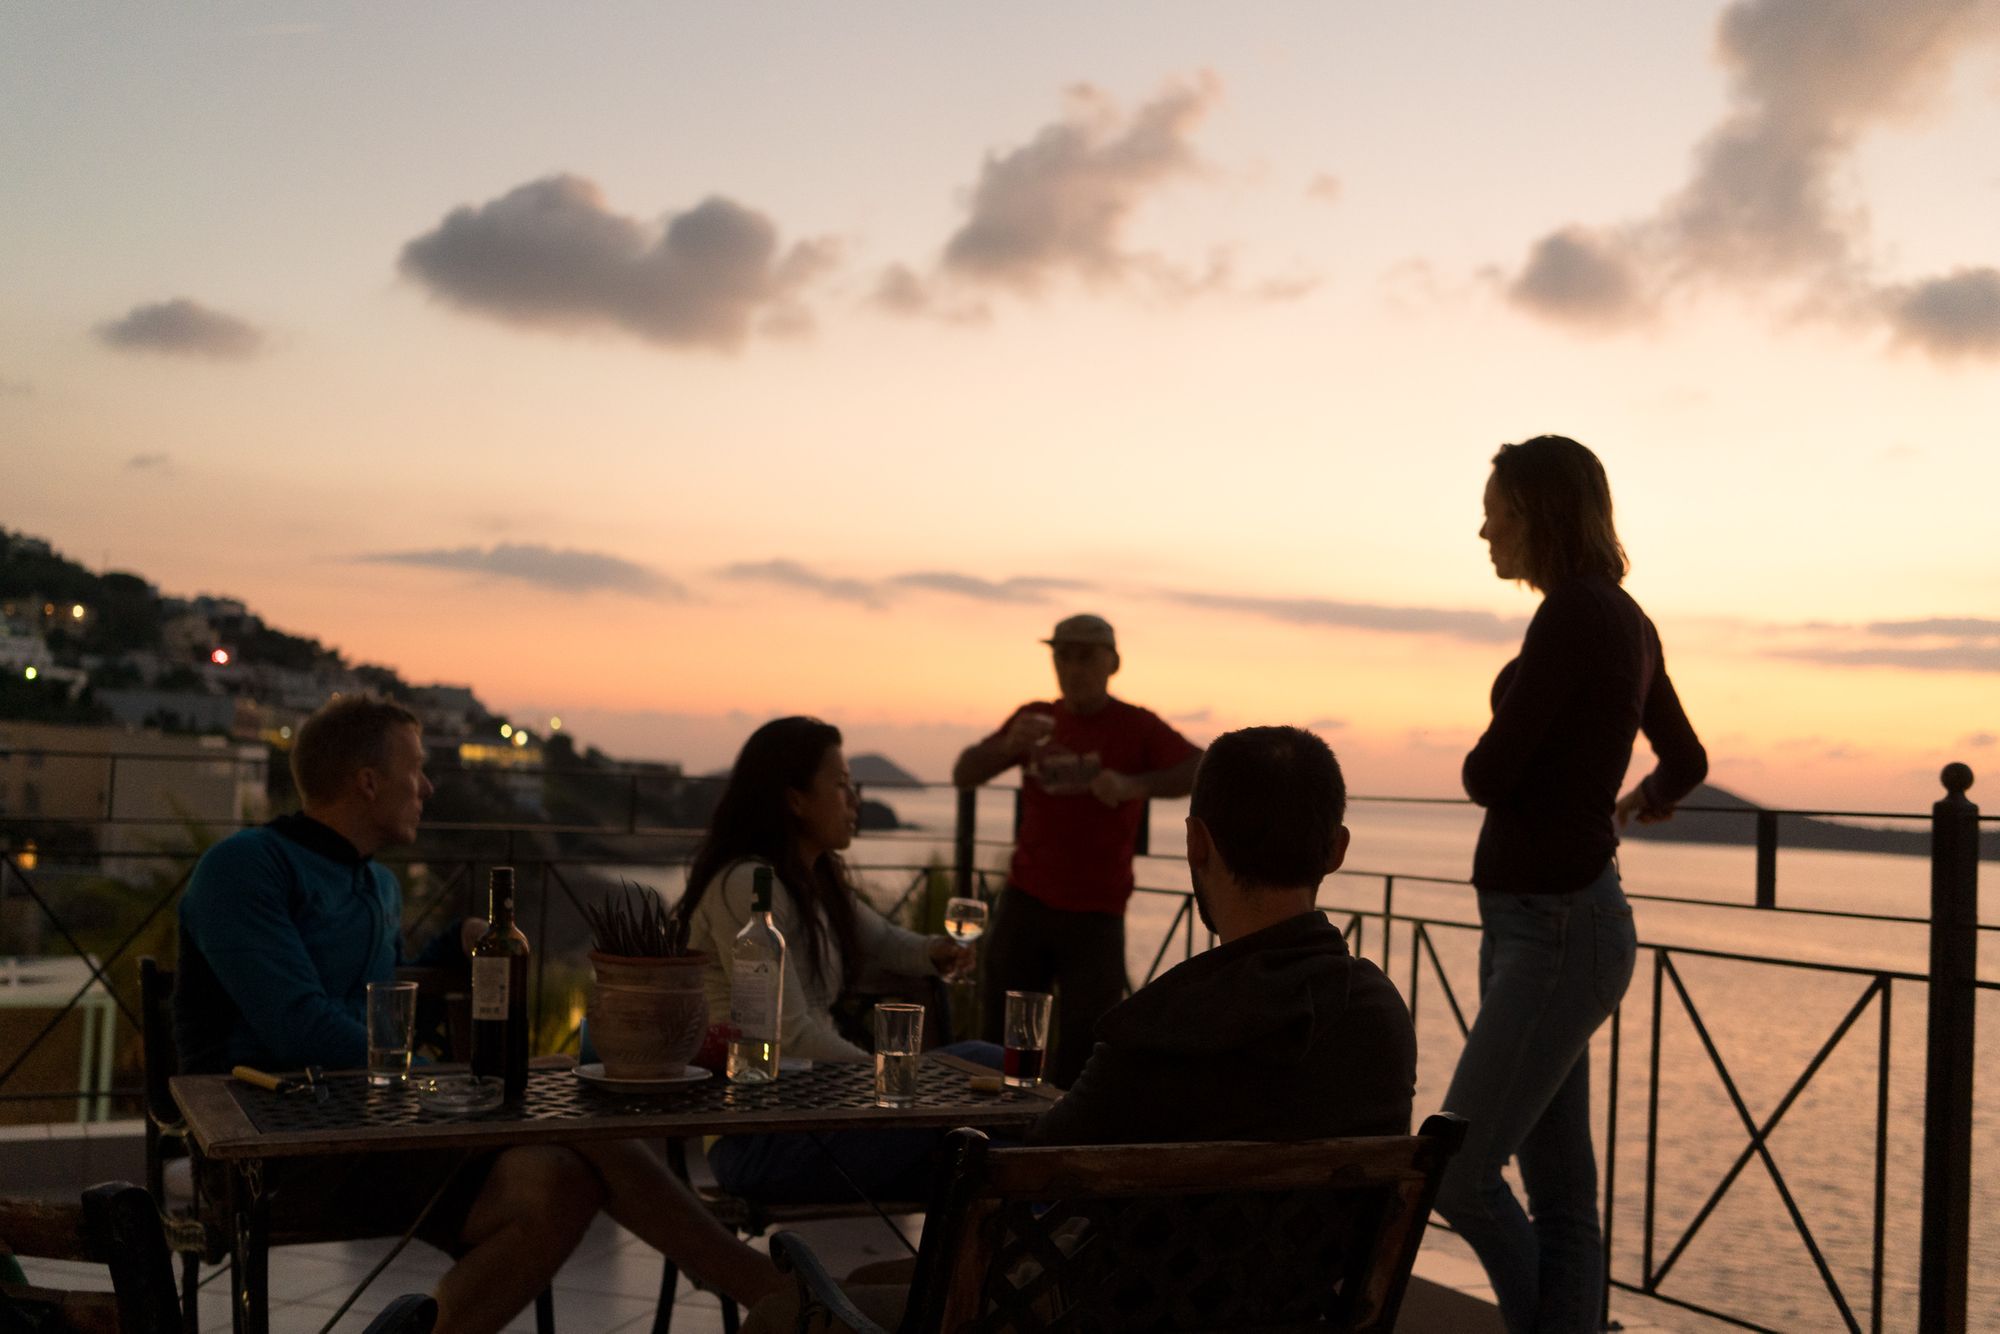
[586,951,710,1079]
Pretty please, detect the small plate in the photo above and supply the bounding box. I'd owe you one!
[575,1062,712,1091]
[414,1075,504,1114]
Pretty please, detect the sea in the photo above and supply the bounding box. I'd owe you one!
[635,787,1997,1331]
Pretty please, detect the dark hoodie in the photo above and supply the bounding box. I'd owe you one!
[1028,911,1416,1146]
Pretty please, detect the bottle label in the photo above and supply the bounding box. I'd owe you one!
[731,960,778,1037]
[472,957,511,1021]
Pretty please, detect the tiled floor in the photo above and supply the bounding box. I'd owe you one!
[17,1199,1685,1333]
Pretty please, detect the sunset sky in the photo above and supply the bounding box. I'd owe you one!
[5,3,1997,809]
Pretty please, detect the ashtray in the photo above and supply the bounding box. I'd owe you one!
[413,1075,504,1114]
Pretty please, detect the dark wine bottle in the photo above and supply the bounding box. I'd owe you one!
[470,866,530,1101]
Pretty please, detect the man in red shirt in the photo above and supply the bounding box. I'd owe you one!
[952,614,1201,1086]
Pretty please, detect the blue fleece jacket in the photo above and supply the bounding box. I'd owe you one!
[175,815,403,1073]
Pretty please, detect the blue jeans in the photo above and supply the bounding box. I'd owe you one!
[1435,861,1635,1334]
[709,1040,1004,1203]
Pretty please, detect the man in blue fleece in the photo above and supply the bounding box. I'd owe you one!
[178,696,779,1334]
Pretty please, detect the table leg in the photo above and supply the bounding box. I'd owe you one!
[230,1160,269,1334]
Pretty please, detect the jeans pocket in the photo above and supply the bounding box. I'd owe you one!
[1592,901,1637,1012]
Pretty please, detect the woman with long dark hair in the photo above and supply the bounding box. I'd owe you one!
[1435,436,1707,1333]
[683,716,985,1200]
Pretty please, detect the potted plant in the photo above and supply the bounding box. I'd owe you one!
[581,883,710,1079]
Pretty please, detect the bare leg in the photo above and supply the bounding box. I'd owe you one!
[434,1146,603,1334]
[569,1139,782,1307]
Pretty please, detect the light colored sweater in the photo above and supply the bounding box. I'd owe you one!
[685,857,940,1063]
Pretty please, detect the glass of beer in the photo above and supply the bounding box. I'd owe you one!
[1002,990,1052,1088]
[367,980,419,1085]
[873,1003,924,1108]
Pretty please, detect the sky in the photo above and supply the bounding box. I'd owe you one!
[4,2,1998,810]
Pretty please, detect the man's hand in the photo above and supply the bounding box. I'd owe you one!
[1089,768,1145,807]
[928,936,976,980]
[1003,711,1056,758]
[1614,786,1672,829]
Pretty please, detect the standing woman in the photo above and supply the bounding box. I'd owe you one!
[1436,436,1707,1333]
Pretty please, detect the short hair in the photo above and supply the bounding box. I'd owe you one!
[1490,435,1629,590]
[1189,726,1346,889]
[290,695,420,805]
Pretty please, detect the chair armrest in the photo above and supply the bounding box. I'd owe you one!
[770,1231,890,1334]
[362,1293,438,1333]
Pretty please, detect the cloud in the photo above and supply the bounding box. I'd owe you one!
[716,561,1087,610]
[1768,615,2000,672]
[1959,732,1996,749]
[124,453,173,472]
[1863,616,2000,639]
[940,74,1220,293]
[1305,174,1343,204]
[716,559,884,608]
[881,74,1329,318]
[1304,717,1349,732]
[96,298,265,359]
[886,572,1084,603]
[1880,267,2000,358]
[1501,0,2000,357]
[399,175,838,352]
[358,543,681,597]
[1162,589,1528,645]
[1508,226,1653,325]
[869,264,990,325]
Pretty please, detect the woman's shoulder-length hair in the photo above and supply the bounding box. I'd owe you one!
[1491,434,1629,590]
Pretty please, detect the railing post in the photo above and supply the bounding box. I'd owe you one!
[954,787,977,899]
[1754,810,1778,909]
[1919,763,1977,1334]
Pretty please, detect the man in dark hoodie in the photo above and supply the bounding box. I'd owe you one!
[1030,723,1415,1145]
[741,726,1416,1333]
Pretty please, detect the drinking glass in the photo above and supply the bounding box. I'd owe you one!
[873,1002,925,1108]
[367,980,419,1085]
[943,896,988,946]
[1002,990,1052,1089]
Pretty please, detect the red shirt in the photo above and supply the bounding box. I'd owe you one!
[984,697,1199,914]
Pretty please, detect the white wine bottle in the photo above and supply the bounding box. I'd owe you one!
[726,866,786,1084]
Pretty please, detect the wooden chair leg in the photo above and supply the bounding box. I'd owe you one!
[534,1285,554,1334]
[651,1259,679,1334]
[179,1252,200,1334]
[719,1296,740,1333]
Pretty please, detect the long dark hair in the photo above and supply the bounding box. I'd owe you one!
[681,716,860,988]
[1490,435,1629,590]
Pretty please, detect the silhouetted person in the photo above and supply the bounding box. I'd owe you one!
[1435,436,1707,1334]
[953,614,1200,1087]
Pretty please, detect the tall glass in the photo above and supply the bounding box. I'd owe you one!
[367,980,419,1085]
[943,896,987,947]
[873,1002,924,1108]
[1002,990,1052,1089]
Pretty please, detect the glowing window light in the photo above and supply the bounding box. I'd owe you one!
[210,648,231,665]
[499,724,513,739]
[70,604,85,619]
[549,716,562,731]
[279,726,292,739]
[23,666,37,680]
[512,731,528,748]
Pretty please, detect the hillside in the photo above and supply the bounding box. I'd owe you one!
[1623,782,1999,861]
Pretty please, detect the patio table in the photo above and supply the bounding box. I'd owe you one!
[171,1053,1056,1333]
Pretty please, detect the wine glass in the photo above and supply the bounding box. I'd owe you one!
[944,896,988,946]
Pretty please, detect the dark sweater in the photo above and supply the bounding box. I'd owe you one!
[1028,911,1415,1146]
[1463,575,1707,895]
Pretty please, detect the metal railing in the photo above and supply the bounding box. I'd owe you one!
[0,753,1989,1331]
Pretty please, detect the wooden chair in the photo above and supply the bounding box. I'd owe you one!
[770,1114,1467,1333]
[0,1182,436,1334]
[138,957,549,1334]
